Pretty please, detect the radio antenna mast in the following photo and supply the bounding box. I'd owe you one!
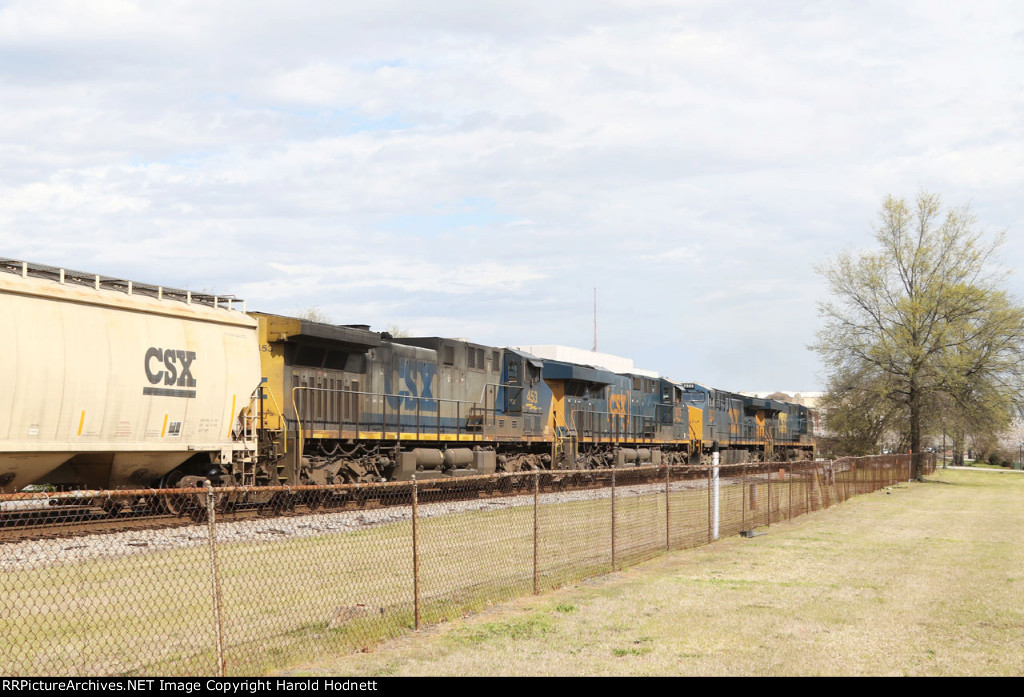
[592,286,597,352]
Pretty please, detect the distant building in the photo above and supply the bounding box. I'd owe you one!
[741,391,826,437]
[512,345,660,378]
[739,391,824,409]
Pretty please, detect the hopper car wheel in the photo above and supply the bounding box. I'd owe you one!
[101,498,124,517]
[306,491,327,511]
[259,492,293,516]
[160,470,204,518]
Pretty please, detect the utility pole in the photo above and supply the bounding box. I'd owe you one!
[592,286,597,352]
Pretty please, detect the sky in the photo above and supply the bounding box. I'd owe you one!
[1,0,1022,392]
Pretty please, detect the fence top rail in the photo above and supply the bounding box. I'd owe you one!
[0,459,852,503]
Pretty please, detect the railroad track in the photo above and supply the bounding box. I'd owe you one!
[0,464,789,544]
[0,468,653,543]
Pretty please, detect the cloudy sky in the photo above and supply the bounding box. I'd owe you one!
[2,1,1022,391]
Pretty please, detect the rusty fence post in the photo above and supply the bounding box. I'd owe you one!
[803,462,809,514]
[809,462,815,511]
[533,469,539,595]
[665,464,670,552]
[741,464,747,531]
[788,465,793,521]
[767,463,771,528]
[610,468,616,571]
[412,476,420,631]
[816,462,822,509]
[205,484,226,677]
[804,463,810,513]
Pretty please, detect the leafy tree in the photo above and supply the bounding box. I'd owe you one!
[815,191,1024,480]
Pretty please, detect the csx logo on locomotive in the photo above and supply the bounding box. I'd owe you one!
[143,348,198,398]
[384,359,437,411]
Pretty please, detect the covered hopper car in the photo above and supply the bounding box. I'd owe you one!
[0,259,814,494]
[0,259,261,494]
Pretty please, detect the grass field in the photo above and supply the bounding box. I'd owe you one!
[280,468,1024,676]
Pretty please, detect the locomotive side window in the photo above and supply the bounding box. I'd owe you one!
[467,347,486,371]
[443,345,455,366]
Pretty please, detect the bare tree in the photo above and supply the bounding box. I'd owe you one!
[295,307,333,324]
[385,323,412,338]
[817,366,902,457]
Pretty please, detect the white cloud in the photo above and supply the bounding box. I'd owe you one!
[0,1,1022,390]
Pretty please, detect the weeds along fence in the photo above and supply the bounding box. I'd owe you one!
[0,454,930,676]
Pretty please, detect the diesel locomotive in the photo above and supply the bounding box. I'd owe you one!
[0,259,814,494]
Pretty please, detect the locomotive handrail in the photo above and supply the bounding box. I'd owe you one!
[288,379,544,429]
[261,385,288,455]
[291,385,501,448]
[568,407,661,444]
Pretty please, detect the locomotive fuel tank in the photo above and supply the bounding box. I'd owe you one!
[0,260,261,492]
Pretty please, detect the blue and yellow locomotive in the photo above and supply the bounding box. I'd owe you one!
[251,313,814,485]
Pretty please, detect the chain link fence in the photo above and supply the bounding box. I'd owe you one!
[0,454,932,676]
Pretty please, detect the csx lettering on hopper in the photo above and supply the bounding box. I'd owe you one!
[0,259,814,496]
[144,348,198,392]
